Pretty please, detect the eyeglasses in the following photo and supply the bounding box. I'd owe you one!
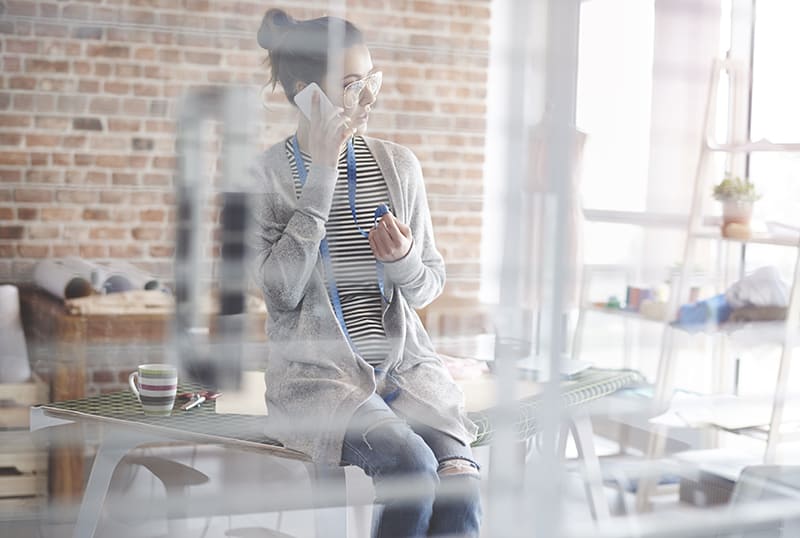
[342,71,383,109]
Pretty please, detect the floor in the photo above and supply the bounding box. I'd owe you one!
[0,441,613,538]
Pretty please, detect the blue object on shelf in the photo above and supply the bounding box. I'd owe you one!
[675,294,732,331]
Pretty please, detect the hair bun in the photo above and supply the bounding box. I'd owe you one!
[257,8,295,51]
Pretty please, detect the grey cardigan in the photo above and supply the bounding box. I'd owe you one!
[249,136,477,464]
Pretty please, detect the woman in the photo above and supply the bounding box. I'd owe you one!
[251,8,481,537]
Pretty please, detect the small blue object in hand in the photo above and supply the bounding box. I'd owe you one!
[373,203,391,226]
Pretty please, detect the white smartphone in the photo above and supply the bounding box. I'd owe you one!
[293,82,339,121]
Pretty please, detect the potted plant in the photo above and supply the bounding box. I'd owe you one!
[712,175,759,237]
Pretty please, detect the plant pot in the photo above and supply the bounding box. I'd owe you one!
[720,199,753,237]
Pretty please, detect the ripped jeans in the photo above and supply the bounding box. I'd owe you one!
[340,393,482,538]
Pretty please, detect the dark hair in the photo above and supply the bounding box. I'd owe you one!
[257,9,364,104]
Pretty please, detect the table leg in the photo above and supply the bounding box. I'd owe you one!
[72,431,161,538]
[310,464,348,538]
[569,415,610,521]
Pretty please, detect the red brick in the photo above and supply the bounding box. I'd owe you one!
[140,209,166,222]
[89,227,128,240]
[142,173,170,186]
[80,244,107,258]
[73,61,92,75]
[73,26,102,39]
[15,189,52,203]
[208,71,232,83]
[25,135,60,147]
[36,116,71,130]
[73,117,104,131]
[111,172,137,185]
[34,23,68,38]
[17,244,49,257]
[108,119,140,132]
[149,244,174,258]
[0,207,13,220]
[82,208,110,221]
[95,63,113,76]
[100,191,127,204]
[0,115,31,128]
[111,209,137,223]
[143,120,173,134]
[62,226,88,241]
[89,97,119,114]
[94,154,129,168]
[56,190,99,204]
[87,44,130,59]
[130,192,160,205]
[133,83,159,97]
[90,137,127,151]
[132,137,154,151]
[62,135,87,149]
[106,27,150,43]
[133,47,157,61]
[48,152,66,167]
[183,51,222,65]
[109,244,144,258]
[116,64,141,78]
[7,1,36,16]
[30,153,47,166]
[0,169,21,182]
[78,80,100,93]
[17,207,37,220]
[9,77,35,91]
[129,155,148,168]
[122,98,148,116]
[25,170,62,183]
[74,154,93,166]
[11,93,33,111]
[120,9,155,25]
[53,245,79,257]
[0,245,13,258]
[0,134,22,146]
[34,94,56,112]
[85,171,108,184]
[6,39,39,54]
[159,49,180,63]
[0,152,27,165]
[27,225,59,240]
[152,156,176,169]
[64,170,83,184]
[104,81,130,95]
[3,56,21,73]
[0,225,24,239]
[132,227,162,240]
[152,31,172,45]
[41,207,78,221]
[26,59,69,73]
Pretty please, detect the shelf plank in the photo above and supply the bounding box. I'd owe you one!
[691,227,800,247]
[581,304,668,323]
[707,140,800,153]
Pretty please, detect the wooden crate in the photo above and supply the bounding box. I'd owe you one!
[0,375,48,517]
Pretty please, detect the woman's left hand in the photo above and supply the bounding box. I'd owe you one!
[369,212,413,262]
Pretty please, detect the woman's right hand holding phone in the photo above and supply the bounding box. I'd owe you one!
[308,91,354,168]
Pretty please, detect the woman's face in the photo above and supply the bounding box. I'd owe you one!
[322,43,379,135]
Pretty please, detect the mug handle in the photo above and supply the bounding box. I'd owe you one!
[128,371,140,401]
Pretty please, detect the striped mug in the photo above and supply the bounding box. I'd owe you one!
[128,364,178,416]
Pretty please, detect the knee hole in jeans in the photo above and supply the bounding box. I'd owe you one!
[437,458,480,478]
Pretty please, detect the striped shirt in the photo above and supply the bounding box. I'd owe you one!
[286,135,392,365]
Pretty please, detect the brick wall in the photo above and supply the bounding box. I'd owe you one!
[0,0,489,301]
